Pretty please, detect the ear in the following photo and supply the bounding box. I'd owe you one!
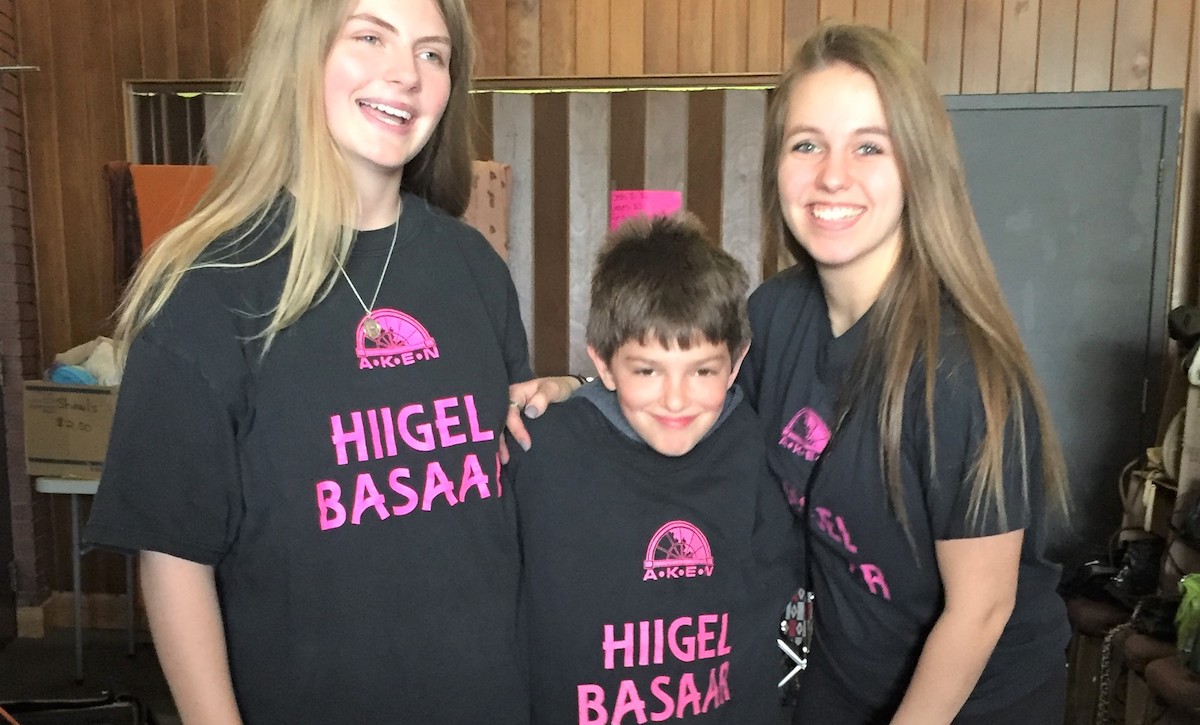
[586,345,618,391]
[726,342,750,390]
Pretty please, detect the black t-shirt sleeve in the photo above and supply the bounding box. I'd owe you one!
[914,364,1039,542]
[501,271,533,384]
[83,334,244,565]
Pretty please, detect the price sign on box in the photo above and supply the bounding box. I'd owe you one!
[610,190,683,230]
[23,382,119,478]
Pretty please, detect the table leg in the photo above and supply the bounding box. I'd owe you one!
[70,493,83,683]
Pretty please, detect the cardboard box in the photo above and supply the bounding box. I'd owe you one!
[462,160,512,261]
[23,382,118,479]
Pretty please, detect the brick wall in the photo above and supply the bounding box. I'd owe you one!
[0,0,47,607]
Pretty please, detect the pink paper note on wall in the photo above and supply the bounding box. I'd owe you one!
[609,190,683,230]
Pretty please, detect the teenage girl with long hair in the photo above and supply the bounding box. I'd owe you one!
[741,24,1071,724]
[85,1,539,722]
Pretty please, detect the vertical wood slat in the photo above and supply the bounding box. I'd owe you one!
[15,0,67,365]
[891,0,929,55]
[721,90,767,290]
[567,93,610,374]
[819,0,854,24]
[1073,0,1117,91]
[491,93,536,364]
[111,1,145,158]
[80,0,119,326]
[1035,0,1077,91]
[686,91,725,248]
[678,0,714,73]
[855,0,892,28]
[472,0,507,76]
[998,0,1040,93]
[471,93,494,161]
[713,0,749,73]
[540,0,576,76]
[175,0,211,78]
[1151,0,1193,89]
[239,0,266,52]
[643,92,689,195]
[609,0,645,75]
[506,0,540,77]
[207,0,241,76]
[575,0,610,76]
[747,0,784,71]
[609,92,647,191]
[644,0,679,74]
[961,0,1001,94]
[783,0,820,60]
[926,0,965,94]
[531,94,570,375]
[139,0,178,79]
[1111,0,1154,90]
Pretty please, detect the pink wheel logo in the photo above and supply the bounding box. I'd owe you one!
[642,520,714,582]
[779,407,830,461]
[354,308,440,370]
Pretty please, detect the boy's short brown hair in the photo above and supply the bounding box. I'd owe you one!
[586,212,751,363]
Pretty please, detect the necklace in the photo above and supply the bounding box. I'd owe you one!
[336,194,402,341]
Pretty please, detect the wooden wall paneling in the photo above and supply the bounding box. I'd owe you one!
[471,92,493,160]
[783,0,820,59]
[207,0,243,77]
[14,0,66,593]
[575,0,610,76]
[818,0,854,24]
[891,0,929,56]
[111,3,146,110]
[1173,0,1199,305]
[998,0,1039,93]
[506,0,540,77]
[855,0,893,28]
[472,0,508,76]
[1035,0,1077,91]
[175,0,212,79]
[747,0,783,72]
[644,0,679,75]
[609,91,646,190]
[1073,0,1116,91]
[609,0,645,75]
[138,0,178,79]
[1150,0,1193,89]
[490,92,536,365]
[686,90,724,247]
[926,0,965,94]
[239,0,267,52]
[678,0,715,73]
[531,93,569,375]
[713,0,749,73]
[1111,0,1154,90]
[643,91,688,196]
[566,93,609,374]
[721,89,766,289]
[961,0,1001,94]
[540,0,575,76]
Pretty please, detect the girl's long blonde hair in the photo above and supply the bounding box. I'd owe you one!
[761,24,1069,537]
[115,0,475,351]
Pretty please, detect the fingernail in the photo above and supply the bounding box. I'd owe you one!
[520,439,531,451]
[525,406,540,419]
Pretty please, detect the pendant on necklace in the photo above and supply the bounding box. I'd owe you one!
[363,316,382,340]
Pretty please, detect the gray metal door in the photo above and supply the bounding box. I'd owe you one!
[946,90,1182,565]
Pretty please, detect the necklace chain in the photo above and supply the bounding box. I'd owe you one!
[336,194,402,340]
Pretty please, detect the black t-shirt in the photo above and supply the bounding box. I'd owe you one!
[508,395,801,724]
[739,266,1070,722]
[85,194,534,724]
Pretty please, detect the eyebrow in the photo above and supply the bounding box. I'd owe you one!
[347,13,452,47]
[783,124,891,137]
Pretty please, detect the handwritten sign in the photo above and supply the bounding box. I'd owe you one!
[610,190,683,230]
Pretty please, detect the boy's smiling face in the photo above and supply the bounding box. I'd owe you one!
[587,336,746,457]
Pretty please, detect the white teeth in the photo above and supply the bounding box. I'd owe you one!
[811,205,862,221]
[360,101,412,122]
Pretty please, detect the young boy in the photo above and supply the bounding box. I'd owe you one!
[507,213,801,724]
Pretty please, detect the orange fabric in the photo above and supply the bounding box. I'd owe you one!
[129,164,215,249]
